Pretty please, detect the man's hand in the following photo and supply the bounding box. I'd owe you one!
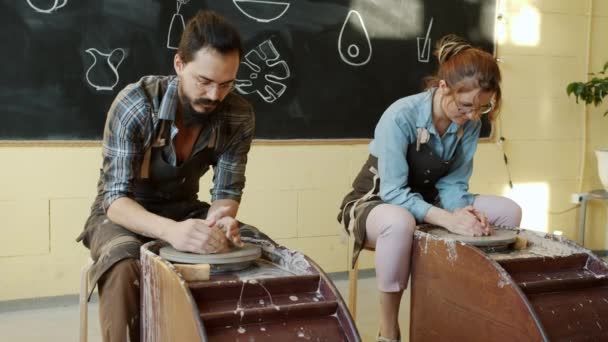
[206,205,244,247]
[206,205,232,223]
[215,216,244,247]
[446,206,489,237]
[164,218,230,254]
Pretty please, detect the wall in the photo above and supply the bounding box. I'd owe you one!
[582,0,608,250]
[1,0,606,301]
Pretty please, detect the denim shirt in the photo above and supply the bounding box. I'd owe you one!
[368,88,481,222]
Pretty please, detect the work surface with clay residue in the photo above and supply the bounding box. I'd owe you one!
[219,259,297,281]
[487,230,588,260]
[489,230,608,341]
[242,237,312,276]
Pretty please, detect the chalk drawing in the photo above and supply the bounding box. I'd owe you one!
[26,0,67,14]
[233,0,290,23]
[338,10,372,66]
[85,48,126,91]
[235,39,290,103]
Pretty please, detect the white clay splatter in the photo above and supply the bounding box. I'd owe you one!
[313,297,319,302]
[237,327,246,334]
[249,279,258,284]
[236,281,246,311]
[259,299,265,305]
[444,240,458,263]
[257,281,275,307]
[260,327,266,332]
[497,270,511,288]
[289,295,299,301]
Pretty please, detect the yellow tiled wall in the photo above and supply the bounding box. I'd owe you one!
[1,0,607,301]
[582,0,608,250]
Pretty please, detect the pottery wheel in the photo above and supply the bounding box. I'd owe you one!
[425,227,518,247]
[160,243,262,273]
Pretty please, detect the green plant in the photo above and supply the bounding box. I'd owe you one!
[567,61,608,116]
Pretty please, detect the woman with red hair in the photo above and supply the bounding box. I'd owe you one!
[338,35,522,342]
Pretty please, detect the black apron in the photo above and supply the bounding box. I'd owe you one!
[77,120,218,297]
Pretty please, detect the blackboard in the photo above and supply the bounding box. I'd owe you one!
[0,0,496,140]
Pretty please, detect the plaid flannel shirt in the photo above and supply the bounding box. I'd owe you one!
[98,75,255,212]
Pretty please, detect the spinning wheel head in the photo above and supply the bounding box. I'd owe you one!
[423,226,518,249]
[159,243,262,273]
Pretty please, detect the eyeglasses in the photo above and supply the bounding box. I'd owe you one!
[192,74,235,92]
[453,98,494,116]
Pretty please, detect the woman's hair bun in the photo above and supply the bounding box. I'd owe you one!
[435,34,472,64]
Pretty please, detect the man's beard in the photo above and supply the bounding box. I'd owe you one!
[179,93,221,127]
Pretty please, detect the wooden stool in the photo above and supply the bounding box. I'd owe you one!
[347,233,374,320]
[79,258,94,342]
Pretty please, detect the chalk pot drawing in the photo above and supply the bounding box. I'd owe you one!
[85,48,126,91]
[233,0,290,23]
[26,0,67,13]
[235,40,290,103]
[167,0,190,50]
[417,17,434,63]
[338,10,372,67]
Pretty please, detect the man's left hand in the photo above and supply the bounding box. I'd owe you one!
[215,216,244,247]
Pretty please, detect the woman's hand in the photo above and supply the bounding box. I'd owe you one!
[446,206,490,236]
[462,206,491,235]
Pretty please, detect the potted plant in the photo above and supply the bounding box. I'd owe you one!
[567,61,608,190]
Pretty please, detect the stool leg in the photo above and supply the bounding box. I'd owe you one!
[79,261,92,342]
[348,258,359,320]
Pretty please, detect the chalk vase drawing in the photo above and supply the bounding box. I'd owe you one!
[167,0,189,50]
[85,48,126,91]
[235,40,290,103]
[26,0,67,13]
[167,12,185,50]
